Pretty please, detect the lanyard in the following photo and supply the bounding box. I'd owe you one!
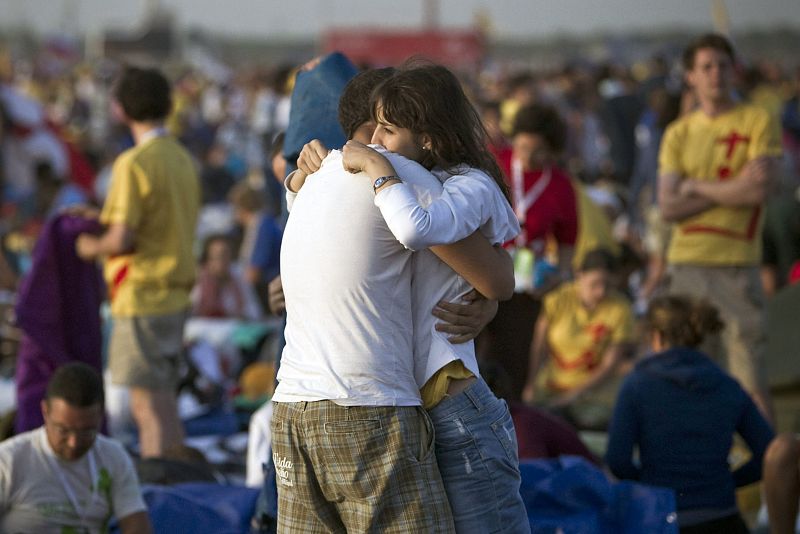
[42,432,100,531]
[511,158,551,247]
[138,126,168,145]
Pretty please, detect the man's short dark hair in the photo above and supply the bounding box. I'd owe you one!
[512,104,567,154]
[114,66,172,122]
[507,72,535,94]
[682,33,736,71]
[338,67,395,139]
[578,247,618,274]
[46,362,104,408]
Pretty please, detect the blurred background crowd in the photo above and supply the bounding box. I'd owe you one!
[0,0,798,531]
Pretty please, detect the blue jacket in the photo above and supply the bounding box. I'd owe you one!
[251,214,283,282]
[605,347,774,512]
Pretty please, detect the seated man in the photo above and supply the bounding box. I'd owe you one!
[0,362,152,533]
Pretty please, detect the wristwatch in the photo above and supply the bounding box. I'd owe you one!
[373,175,400,193]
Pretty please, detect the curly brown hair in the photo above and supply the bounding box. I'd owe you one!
[646,295,724,348]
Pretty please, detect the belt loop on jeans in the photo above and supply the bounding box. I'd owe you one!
[462,379,485,411]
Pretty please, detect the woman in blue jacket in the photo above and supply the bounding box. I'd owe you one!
[606,295,774,534]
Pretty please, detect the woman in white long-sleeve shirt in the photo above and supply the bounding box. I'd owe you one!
[340,63,530,534]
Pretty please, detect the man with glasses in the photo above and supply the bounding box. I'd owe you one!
[0,363,151,533]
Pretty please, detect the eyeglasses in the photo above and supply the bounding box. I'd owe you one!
[47,422,98,441]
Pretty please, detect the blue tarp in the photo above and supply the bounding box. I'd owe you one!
[139,483,259,534]
[127,456,677,534]
[520,456,678,533]
[183,406,240,437]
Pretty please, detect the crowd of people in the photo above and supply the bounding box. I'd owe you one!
[0,28,798,533]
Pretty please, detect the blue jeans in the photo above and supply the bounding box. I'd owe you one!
[429,378,531,533]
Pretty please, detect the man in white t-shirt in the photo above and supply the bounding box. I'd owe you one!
[0,363,151,534]
[271,68,513,533]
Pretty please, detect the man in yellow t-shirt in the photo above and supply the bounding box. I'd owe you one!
[77,66,200,457]
[658,34,781,421]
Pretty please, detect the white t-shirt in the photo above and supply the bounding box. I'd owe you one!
[274,149,442,406]
[0,427,146,534]
[382,166,519,385]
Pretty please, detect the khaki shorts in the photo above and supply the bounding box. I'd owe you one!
[108,310,187,390]
[668,264,767,394]
[271,401,454,533]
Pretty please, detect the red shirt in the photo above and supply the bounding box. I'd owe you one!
[509,403,598,464]
[497,148,578,252]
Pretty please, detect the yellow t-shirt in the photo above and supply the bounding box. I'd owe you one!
[659,103,782,266]
[541,282,634,392]
[573,181,620,269]
[749,84,786,121]
[101,136,200,317]
[165,92,189,137]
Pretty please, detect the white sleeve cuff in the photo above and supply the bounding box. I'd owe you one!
[284,171,299,212]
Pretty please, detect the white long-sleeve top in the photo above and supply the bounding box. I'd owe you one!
[374,163,518,249]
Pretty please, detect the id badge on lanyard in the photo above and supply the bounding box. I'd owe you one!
[511,158,551,292]
[43,432,100,532]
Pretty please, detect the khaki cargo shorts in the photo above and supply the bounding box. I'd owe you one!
[108,310,187,390]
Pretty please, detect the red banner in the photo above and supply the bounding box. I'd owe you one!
[323,29,485,68]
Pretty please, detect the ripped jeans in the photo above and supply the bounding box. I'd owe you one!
[428,377,531,534]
